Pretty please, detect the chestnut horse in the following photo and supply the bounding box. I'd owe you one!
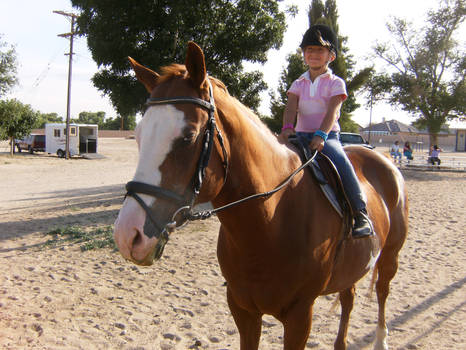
[114,42,408,350]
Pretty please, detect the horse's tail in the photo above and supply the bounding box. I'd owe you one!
[366,263,378,299]
[330,294,340,313]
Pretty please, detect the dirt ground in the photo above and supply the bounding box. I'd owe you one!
[0,138,465,350]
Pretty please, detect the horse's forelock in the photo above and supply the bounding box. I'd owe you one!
[157,64,187,85]
[156,64,228,95]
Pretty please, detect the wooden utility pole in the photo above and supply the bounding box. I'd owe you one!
[368,92,373,143]
[54,10,78,159]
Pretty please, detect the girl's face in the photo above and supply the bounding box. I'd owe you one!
[303,45,335,70]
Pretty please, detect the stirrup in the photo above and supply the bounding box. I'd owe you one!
[352,211,374,239]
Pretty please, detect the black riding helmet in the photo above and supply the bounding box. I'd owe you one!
[300,24,338,57]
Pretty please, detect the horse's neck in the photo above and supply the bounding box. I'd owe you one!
[212,98,303,229]
[220,100,295,194]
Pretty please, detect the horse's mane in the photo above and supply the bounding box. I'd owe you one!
[158,64,277,139]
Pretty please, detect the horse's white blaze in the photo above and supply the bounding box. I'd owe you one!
[113,105,186,258]
[374,324,389,350]
[134,105,187,206]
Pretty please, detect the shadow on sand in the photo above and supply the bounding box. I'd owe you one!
[0,184,125,242]
[347,276,466,349]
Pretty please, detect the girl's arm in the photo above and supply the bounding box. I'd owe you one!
[280,93,299,140]
[309,94,345,151]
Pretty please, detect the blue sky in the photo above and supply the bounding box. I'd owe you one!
[1,0,462,127]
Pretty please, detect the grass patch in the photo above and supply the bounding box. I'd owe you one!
[45,225,116,252]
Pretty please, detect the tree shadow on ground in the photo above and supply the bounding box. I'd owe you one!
[0,184,125,242]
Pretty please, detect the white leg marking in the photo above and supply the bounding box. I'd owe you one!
[366,249,381,270]
[373,324,389,350]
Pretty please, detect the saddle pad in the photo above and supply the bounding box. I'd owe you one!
[289,136,351,218]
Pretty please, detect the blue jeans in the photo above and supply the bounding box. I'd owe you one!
[296,131,367,213]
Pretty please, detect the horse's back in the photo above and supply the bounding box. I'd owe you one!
[322,146,408,294]
[346,145,407,215]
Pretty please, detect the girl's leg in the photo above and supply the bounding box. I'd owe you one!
[321,133,373,238]
[321,134,366,213]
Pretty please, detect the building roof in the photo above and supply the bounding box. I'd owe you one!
[361,119,419,133]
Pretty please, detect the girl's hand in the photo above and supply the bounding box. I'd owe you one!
[279,128,294,142]
[309,135,325,151]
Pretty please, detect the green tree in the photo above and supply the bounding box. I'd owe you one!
[0,34,18,97]
[308,0,372,131]
[73,111,106,127]
[371,0,465,146]
[34,112,64,128]
[0,99,38,156]
[71,0,287,121]
[101,115,136,130]
[265,51,307,133]
[266,0,371,133]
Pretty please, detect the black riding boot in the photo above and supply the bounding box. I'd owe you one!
[352,209,373,238]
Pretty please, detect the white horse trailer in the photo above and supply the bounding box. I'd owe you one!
[45,123,98,158]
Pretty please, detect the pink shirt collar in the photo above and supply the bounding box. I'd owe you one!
[297,69,334,97]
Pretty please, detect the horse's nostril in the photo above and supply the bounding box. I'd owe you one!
[132,229,143,249]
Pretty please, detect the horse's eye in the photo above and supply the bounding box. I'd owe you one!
[182,132,196,144]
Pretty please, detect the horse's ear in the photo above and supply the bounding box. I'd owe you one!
[128,57,160,93]
[185,42,207,88]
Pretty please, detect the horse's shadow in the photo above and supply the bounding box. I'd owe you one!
[347,276,466,349]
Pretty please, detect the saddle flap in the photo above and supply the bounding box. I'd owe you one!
[289,136,351,218]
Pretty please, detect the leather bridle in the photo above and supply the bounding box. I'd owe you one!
[125,79,228,259]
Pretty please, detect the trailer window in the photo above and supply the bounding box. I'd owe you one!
[54,129,61,137]
[70,126,77,136]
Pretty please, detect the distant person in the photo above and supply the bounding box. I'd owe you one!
[403,141,413,161]
[390,141,402,162]
[429,145,442,166]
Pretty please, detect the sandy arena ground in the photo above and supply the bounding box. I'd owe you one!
[0,138,465,349]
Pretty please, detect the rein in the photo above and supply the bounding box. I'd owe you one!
[124,78,317,255]
[188,150,317,220]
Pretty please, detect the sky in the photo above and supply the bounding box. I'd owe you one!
[0,0,463,128]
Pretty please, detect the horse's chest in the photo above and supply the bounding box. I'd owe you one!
[218,254,305,314]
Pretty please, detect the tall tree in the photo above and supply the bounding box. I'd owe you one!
[0,34,18,98]
[73,111,106,127]
[101,115,137,131]
[0,99,38,156]
[266,51,307,133]
[266,0,371,132]
[34,112,63,129]
[308,0,372,131]
[371,0,465,146]
[71,0,287,119]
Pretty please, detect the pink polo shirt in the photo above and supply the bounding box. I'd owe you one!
[288,69,347,132]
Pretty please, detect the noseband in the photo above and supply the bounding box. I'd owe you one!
[125,79,228,257]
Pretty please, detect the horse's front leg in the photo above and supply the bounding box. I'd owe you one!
[227,287,262,350]
[282,299,314,350]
